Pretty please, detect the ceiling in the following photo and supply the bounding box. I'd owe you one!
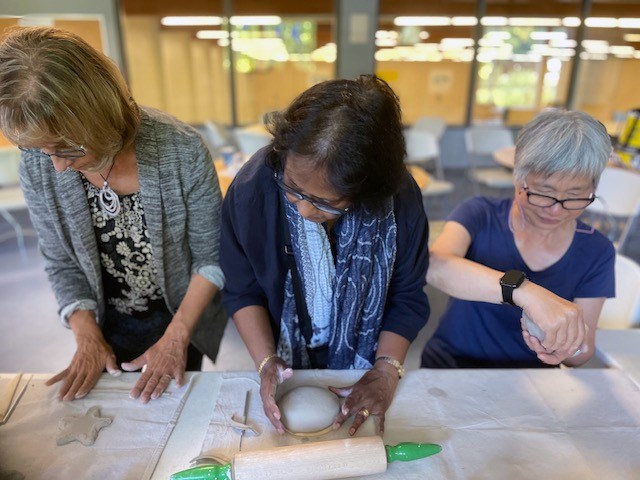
[119,0,640,49]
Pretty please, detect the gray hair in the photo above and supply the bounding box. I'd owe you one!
[514,109,612,187]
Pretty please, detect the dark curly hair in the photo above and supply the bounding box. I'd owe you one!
[266,75,407,212]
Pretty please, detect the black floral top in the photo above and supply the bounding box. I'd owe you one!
[82,178,167,319]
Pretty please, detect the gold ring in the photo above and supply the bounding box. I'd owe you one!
[359,408,370,419]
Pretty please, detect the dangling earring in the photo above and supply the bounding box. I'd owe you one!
[98,160,121,218]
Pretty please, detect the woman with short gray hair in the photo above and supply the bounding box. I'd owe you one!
[422,109,615,368]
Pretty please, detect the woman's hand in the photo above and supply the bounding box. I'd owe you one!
[521,329,581,365]
[329,361,399,436]
[46,330,119,401]
[122,320,190,403]
[258,356,293,434]
[516,282,586,356]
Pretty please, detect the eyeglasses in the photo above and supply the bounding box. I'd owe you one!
[18,145,86,160]
[273,172,349,216]
[523,183,596,211]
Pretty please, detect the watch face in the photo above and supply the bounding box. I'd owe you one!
[501,270,525,287]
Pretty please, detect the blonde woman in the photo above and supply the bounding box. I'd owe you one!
[0,27,226,402]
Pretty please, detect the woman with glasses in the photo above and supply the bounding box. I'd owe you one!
[0,27,226,402]
[421,109,615,369]
[220,75,430,436]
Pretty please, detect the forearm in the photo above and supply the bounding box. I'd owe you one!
[427,252,505,304]
[68,310,104,342]
[375,331,411,363]
[173,274,220,337]
[233,306,277,368]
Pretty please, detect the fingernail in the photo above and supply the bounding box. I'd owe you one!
[349,428,355,436]
[75,392,87,399]
[108,369,122,377]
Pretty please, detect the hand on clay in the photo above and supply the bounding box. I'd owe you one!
[329,361,399,436]
[46,331,120,401]
[121,320,190,403]
[259,356,293,434]
[521,329,587,365]
[519,283,586,356]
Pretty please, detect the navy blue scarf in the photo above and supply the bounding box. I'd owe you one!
[277,196,397,369]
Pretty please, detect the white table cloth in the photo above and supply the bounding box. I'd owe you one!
[2,367,639,480]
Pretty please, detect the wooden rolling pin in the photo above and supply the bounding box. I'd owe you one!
[171,436,441,480]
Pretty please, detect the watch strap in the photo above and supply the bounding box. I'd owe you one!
[501,282,516,305]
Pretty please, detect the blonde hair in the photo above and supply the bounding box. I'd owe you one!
[0,26,140,171]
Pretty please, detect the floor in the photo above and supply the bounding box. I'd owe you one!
[1,168,638,374]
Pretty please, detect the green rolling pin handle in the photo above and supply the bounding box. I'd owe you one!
[385,442,442,463]
[170,462,232,480]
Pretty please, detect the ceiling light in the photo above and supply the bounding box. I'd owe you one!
[229,16,281,26]
[549,39,577,48]
[376,38,398,47]
[479,38,505,48]
[376,30,399,39]
[618,18,640,29]
[624,34,640,42]
[485,31,511,40]
[452,17,478,26]
[481,17,508,26]
[508,17,562,27]
[394,16,450,26]
[196,30,228,40]
[530,31,567,41]
[562,17,581,27]
[580,52,608,60]
[440,38,475,49]
[585,17,618,28]
[609,45,635,55]
[161,16,222,26]
[418,31,430,40]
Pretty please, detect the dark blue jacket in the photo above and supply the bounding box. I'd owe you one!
[220,149,430,343]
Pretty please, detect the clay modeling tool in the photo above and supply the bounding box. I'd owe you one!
[170,436,441,480]
[188,390,252,468]
[0,374,31,426]
[237,390,251,452]
[0,373,22,420]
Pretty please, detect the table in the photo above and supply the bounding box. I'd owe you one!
[595,328,640,386]
[2,367,640,480]
[492,146,516,170]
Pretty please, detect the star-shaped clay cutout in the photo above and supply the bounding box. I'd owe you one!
[56,406,112,446]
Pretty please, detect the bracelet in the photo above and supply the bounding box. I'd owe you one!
[375,356,405,379]
[257,353,277,376]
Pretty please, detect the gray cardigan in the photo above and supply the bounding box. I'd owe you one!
[19,107,227,359]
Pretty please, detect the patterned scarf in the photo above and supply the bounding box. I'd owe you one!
[277,195,397,369]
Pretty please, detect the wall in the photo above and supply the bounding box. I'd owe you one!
[1,0,122,68]
[378,61,472,126]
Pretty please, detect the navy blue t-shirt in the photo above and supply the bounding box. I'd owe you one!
[422,196,615,368]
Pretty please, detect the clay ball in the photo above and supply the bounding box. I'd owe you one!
[278,386,340,435]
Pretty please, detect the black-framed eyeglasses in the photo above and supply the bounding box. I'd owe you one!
[273,172,350,216]
[18,145,86,160]
[523,183,596,211]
